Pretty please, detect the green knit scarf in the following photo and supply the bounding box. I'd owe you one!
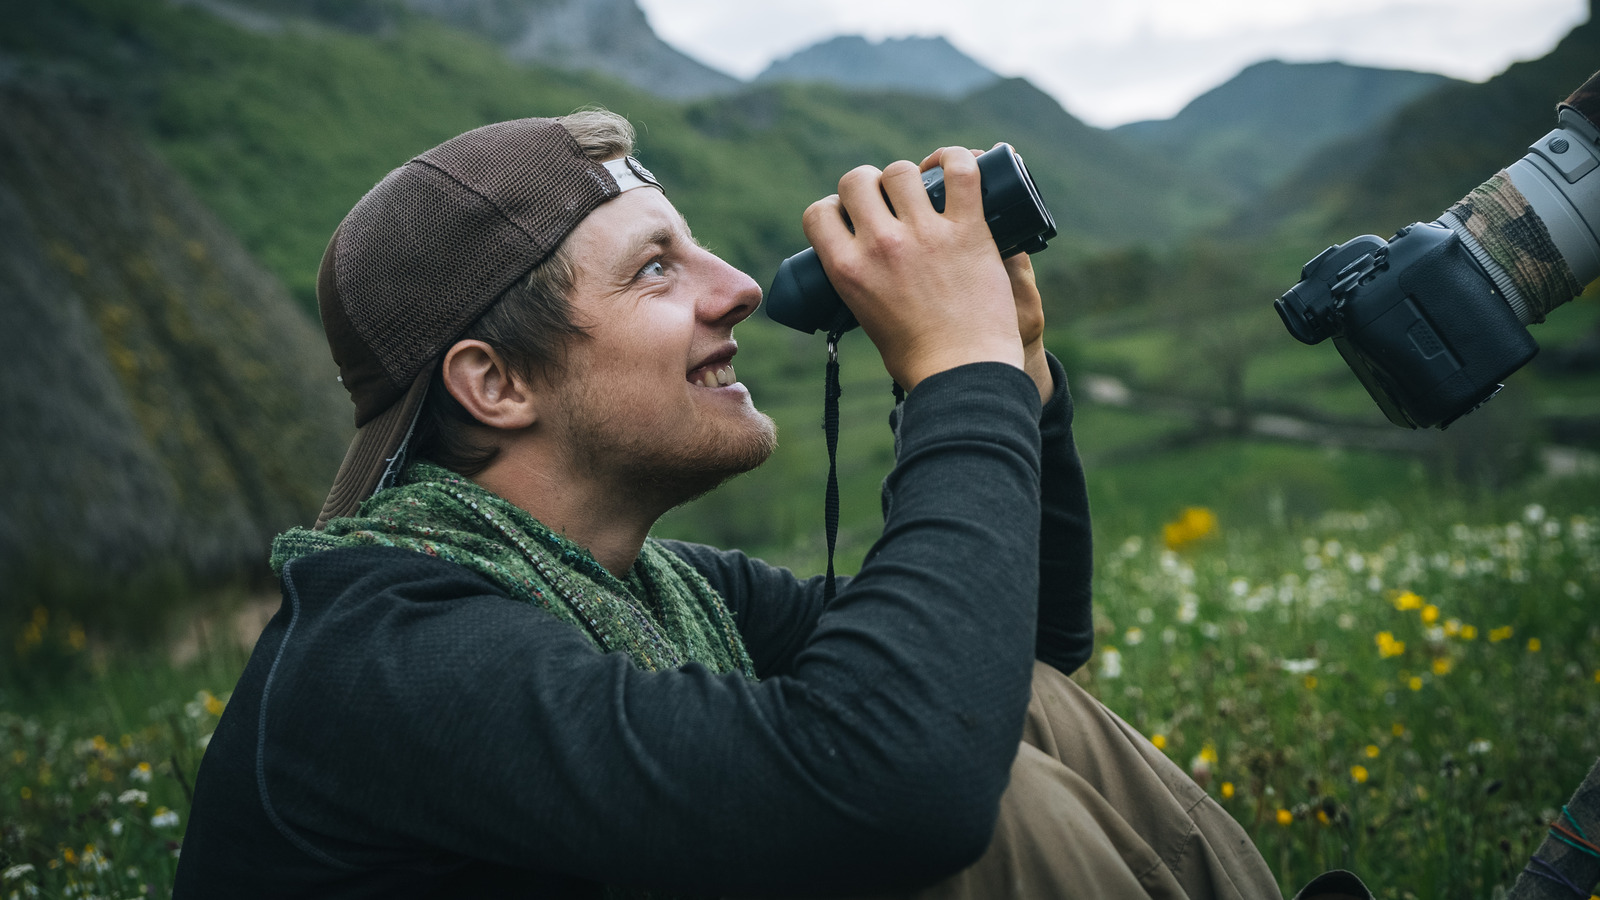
[270,460,756,680]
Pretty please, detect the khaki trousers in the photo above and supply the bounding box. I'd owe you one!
[867,662,1284,900]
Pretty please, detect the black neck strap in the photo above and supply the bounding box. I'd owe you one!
[823,325,845,603]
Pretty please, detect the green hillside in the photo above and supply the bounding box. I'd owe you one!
[5,0,1600,590]
[1116,60,1456,200]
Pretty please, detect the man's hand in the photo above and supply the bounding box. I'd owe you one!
[802,147,1023,392]
[1002,253,1054,405]
[917,145,1055,405]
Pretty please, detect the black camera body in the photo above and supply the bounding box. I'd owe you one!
[766,143,1057,334]
[1275,221,1538,429]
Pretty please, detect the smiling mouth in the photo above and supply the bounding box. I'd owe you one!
[688,361,738,388]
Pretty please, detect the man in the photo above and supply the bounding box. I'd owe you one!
[174,110,1286,898]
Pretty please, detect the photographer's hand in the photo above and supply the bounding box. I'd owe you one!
[802,147,1023,392]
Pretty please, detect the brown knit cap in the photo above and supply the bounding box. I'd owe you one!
[313,117,627,528]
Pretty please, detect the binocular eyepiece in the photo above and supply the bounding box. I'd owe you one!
[766,144,1057,335]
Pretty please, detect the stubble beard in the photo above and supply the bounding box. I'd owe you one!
[555,383,778,512]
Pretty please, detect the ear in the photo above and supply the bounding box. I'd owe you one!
[439,339,540,431]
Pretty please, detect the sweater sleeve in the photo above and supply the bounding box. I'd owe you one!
[1035,352,1096,675]
[192,361,1044,898]
[672,353,1093,680]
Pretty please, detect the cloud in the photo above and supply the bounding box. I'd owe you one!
[637,0,1589,126]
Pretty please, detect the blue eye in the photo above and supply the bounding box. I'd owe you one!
[639,260,665,278]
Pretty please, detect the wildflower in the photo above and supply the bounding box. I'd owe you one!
[61,849,76,866]
[1527,638,1542,652]
[1375,632,1405,658]
[117,789,148,806]
[1151,734,1167,750]
[1420,604,1440,625]
[1303,675,1318,690]
[1198,743,1218,765]
[2,864,36,881]
[1525,503,1546,523]
[1099,647,1122,680]
[109,819,122,837]
[18,787,31,801]
[1432,657,1452,676]
[202,691,226,717]
[1489,626,1514,643]
[1461,624,1479,640]
[1365,744,1380,759]
[1316,809,1331,826]
[129,761,152,783]
[1443,618,1462,637]
[1221,781,1235,799]
[1125,627,1144,646]
[1394,591,1424,611]
[1351,765,1369,783]
[1163,507,1217,551]
[1468,739,1492,755]
[1281,658,1319,675]
[1408,676,1424,691]
[1392,723,1406,737]
[1276,808,1293,826]
[150,806,180,828]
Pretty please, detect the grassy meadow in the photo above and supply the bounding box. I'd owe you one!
[5,445,1600,898]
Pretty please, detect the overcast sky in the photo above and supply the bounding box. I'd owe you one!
[634,0,1591,127]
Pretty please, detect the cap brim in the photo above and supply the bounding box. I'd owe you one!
[313,363,435,530]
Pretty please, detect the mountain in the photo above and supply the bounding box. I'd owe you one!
[1115,60,1456,200]
[0,81,350,604]
[399,0,741,99]
[756,35,1000,98]
[1244,8,1599,242]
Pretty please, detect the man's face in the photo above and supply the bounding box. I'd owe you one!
[540,184,777,504]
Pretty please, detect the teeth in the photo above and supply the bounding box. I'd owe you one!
[694,364,736,388]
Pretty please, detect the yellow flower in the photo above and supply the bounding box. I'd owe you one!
[1221,781,1235,799]
[1394,591,1424,611]
[1276,808,1293,826]
[1432,657,1452,676]
[1461,624,1478,640]
[1351,764,1369,783]
[1489,626,1514,643]
[1420,604,1440,625]
[1303,675,1318,690]
[1375,632,1405,658]
[1316,809,1331,826]
[1408,676,1423,691]
[1151,734,1167,750]
[1199,743,1218,765]
[19,786,31,800]
[63,847,77,866]
[1392,722,1405,737]
[1443,619,1462,637]
[1526,638,1542,653]
[203,691,226,717]
[1163,507,1218,551]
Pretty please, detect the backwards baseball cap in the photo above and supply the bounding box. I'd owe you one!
[313,116,662,528]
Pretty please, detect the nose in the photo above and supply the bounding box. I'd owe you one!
[696,248,763,329]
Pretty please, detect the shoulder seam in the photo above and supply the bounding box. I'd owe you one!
[256,560,361,872]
